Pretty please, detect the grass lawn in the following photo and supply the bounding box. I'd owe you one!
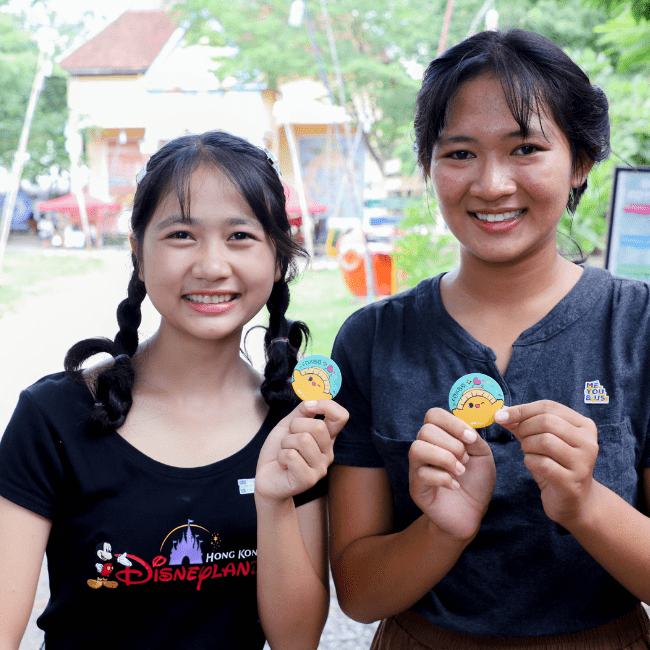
[287,267,368,357]
[0,251,106,318]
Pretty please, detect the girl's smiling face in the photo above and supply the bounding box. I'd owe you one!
[136,164,280,344]
[430,74,588,266]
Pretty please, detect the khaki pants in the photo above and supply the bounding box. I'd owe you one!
[370,605,650,650]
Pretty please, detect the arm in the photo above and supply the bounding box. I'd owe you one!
[255,400,348,650]
[495,402,650,603]
[329,409,497,624]
[0,496,51,650]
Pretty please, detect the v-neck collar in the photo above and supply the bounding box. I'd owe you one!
[418,265,609,360]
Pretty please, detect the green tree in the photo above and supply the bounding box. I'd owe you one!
[586,0,650,70]
[178,0,609,173]
[587,0,650,21]
[0,12,68,182]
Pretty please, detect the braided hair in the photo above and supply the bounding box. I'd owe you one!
[65,130,309,432]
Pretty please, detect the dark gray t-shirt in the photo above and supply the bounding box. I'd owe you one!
[332,265,650,637]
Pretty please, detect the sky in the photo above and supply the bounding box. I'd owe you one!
[2,0,166,53]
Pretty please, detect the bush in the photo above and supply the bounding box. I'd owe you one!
[392,200,458,291]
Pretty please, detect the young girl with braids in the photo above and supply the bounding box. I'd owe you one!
[329,29,650,649]
[0,130,347,649]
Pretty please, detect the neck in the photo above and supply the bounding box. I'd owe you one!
[446,244,577,308]
[133,323,260,398]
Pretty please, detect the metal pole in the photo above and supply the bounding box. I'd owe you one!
[65,120,93,249]
[283,123,315,258]
[437,0,455,56]
[306,0,375,300]
[0,49,48,281]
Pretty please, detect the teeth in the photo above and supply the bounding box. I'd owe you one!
[474,210,523,222]
[185,294,236,304]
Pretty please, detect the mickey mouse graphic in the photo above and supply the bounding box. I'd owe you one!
[87,541,132,589]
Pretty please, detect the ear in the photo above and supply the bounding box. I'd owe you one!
[274,264,282,284]
[129,234,143,281]
[571,158,594,189]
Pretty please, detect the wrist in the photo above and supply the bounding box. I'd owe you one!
[254,490,295,512]
[553,479,603,533]
[422,515,478,547]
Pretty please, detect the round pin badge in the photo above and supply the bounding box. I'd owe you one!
[449,373,504,429]
[292,355,342,401]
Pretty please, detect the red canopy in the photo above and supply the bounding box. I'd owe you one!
[283,184,327,216]
[38,191,121,224]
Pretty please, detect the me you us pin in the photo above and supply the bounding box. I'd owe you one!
[449,373,504,429]
[292,355,342,401]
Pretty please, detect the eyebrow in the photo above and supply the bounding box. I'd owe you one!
[154,214,264,231]
[436,127,548,147]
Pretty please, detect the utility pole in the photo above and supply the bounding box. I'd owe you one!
[0,48,51,281]
[438,0,455,55]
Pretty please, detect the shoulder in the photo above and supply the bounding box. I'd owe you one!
[583,266,650,322]
[19,372,94,424]
[335,276,441,347]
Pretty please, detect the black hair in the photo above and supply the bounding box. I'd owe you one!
[65,130,309,432]
[414,29,610,213]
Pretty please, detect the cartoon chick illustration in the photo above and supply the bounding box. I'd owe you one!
[292,366,333,401]
[452,388,504,429]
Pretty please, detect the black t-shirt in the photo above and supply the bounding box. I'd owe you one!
[0,372,325,649]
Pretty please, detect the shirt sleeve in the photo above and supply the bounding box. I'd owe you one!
[0,388,68,520]
[331,308,384,468]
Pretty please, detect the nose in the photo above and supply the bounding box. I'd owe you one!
[191,241,232,281]
[469,156,517,201]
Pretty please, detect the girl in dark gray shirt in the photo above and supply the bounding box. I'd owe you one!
[329,28,650,648]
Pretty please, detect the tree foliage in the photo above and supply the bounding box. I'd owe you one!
[0,12,68,182]
[586,0,650,21]
[178,0,610,172]
[594,7,650,70]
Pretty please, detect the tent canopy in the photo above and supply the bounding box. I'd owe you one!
[283,184,327,216]
[38,191,121,224]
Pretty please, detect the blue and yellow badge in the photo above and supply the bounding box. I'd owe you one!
[292,355,342,401]
[449,373,504,429]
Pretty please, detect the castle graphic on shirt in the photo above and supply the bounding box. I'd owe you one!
[87,519,256,591]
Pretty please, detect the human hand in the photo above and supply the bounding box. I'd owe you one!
[409,408,496,540]
[494,401,599,528]
[255,400,349,503]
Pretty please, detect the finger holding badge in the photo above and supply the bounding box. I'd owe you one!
[449,373,504,429]
[256,355,347,501]
[292,354,342,402]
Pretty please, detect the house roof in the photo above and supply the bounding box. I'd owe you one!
[60,11,178,76]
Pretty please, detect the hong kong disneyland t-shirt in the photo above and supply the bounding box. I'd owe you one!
[0,372,325,649]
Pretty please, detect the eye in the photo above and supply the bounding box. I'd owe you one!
[513,144,540,156]
[167,230,193,240]
[446,150,475,160]
[228,231,257,241]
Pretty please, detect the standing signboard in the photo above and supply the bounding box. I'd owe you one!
[605,166,650,281]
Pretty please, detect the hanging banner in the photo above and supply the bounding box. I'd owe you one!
[605,166,650,282]
[606,167,650,282]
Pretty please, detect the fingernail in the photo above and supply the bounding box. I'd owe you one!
[494,409,508,423]
[451,479,460,490]
[455,461,465,475]
[463,429,477,443]
[462,452,470,464]
[304,400,318,409]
